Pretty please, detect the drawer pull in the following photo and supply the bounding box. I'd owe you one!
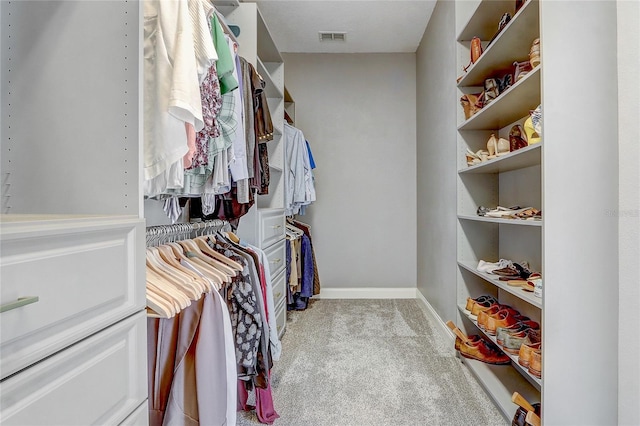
[270,258,282,264]
[271,225,282,229]
[0,296,39,313]
[274,292,282,300]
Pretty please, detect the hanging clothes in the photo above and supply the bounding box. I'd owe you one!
[143,0,276,224]
[145,222,281,425]
[147,291,237,426]
[284,123,316,216]
[288,218,321,296]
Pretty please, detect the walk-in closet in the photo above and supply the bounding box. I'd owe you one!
[1,0,638,425]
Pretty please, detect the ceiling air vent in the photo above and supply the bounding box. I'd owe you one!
[319,32,347,42]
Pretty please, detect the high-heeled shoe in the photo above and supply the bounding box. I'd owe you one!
[509,124,528,151]
[529,38,540,68]
[524,105,542,144]
[496,137,510,156]
[487,134,498,157]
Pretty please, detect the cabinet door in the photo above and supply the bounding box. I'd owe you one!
[0,217,145,379]
[0,312,147,426]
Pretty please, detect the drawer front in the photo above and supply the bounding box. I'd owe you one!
[264,239,286,279]
[259,210,285,248]
[271,268,286,308]
[0,217,145,379]
[0,312,148,426]
[121,400,150,426]
[275,299,287,338]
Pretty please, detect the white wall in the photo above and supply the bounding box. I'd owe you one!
[617,1,640,423]
[282,53,417,291]
[415,0,457,321]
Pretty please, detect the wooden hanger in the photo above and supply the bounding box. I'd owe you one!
[146,249,199,302]
[189,238,238,276]
[146,283,176,318]
[194,235,243,271]
[173,241,229,286]
[146,267,190,311]
[156,243,209,294]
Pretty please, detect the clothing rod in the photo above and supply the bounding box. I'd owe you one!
[146,219,229,247]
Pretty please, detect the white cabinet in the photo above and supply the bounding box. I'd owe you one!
[455,0,541,417]
[0,312,147,426]
[1,0,147,423]
[236,207,287,336]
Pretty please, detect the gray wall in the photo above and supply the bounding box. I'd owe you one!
[282,53,417,290]
[617,0,640,422]
[415,0,457,321]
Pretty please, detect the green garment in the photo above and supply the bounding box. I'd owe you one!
[211,14,238,94]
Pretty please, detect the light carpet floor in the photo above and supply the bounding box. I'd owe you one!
[237,299,507,426]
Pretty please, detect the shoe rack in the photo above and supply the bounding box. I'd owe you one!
[455,0,542,419]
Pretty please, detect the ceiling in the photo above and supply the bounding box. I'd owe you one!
[252,1,437,53]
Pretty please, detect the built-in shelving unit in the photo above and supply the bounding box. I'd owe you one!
[455,0,542,420]
[227,3,285,211]
[229,3,288,336]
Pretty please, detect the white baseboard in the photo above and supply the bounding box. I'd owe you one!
[415,289,455,341]
[318,287,417,299]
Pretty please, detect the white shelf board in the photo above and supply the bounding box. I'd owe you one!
[458,66,541,131]
[284,86,294,103]
[458,347,540,420]
[256,7,282,63]
[257,58,284,99]
[459,144,542,174]
[457,0,516,41]
[458,304,542,390]
[458,261,542,309]
[213,2,239,16]
[458,215,543,227]
[458,0,539,87]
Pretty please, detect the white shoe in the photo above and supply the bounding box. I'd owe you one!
[477,258,512,273]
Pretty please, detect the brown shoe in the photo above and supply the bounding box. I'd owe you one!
[459,338,511,365]
[486,309,521,336]
[529,350,542,378]
[518,341,541,368]
[454,334,482,351]
[477,304,502,329]
[470,298,498,317]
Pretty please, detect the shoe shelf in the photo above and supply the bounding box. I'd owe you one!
[458,261,542,309]
[456,1,543,420]
[456,344,540,420]
[458,214,542,227]
[457,0,540,87]
[459,143,541,175]
[458,66,541,131]
[458,305,543,390]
